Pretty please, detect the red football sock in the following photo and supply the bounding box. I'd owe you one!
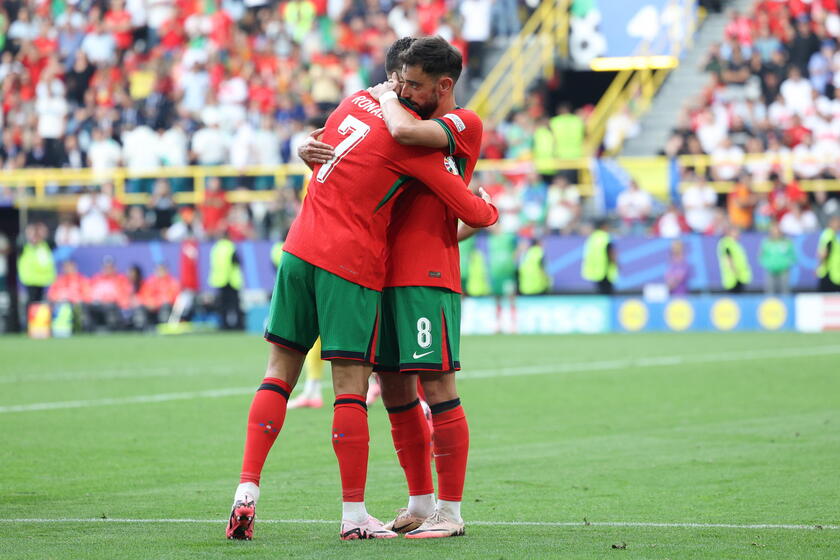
[387,399,434,496]
[332,394,369,502]
[239,377,292,485]
[431,399,469,502]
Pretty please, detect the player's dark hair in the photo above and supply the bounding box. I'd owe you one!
[386,37,417,75]
[400,36,462,83]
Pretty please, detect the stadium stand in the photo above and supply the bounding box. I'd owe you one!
[3,0,840,336]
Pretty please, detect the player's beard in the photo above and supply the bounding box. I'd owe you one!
[416,93,439,120]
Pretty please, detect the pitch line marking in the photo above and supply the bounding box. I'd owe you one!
[0,518,836,530]
[3,344,840,414]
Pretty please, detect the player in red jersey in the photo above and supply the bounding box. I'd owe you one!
[226,50,498,541]
[301,36,485,539]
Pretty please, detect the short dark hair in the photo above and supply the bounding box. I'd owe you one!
[400,36,462,83]
[386,37,417,75]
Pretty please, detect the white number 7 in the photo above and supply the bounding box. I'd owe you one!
[315,115,371,183]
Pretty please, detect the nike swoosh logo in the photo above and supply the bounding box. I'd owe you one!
[392,523,415,532]
[433,453,451,458]
[413,351,434,359]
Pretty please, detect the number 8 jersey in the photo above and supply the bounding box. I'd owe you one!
[283,91,498,292]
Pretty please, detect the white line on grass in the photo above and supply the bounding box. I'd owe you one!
[0,518,836,530]
[3,344,840,414]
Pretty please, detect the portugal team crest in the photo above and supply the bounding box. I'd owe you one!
[444,156,459,175]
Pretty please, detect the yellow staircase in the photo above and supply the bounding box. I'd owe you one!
[467,0,570,127]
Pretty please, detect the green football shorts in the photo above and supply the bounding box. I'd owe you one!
[265,252,381,362]
[374,286,461,373]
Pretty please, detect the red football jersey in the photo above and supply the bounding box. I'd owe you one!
[384,108,483,292]
[283,92,498,292]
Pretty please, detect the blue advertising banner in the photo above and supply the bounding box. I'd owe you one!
[60,233,822,295]
[613,296,795,333]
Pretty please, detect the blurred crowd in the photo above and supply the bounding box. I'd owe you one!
[666,0,840,182]
[0,0,526,179]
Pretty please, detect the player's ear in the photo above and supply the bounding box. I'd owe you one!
[438,76,454,94]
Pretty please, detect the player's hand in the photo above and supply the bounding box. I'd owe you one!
[298,130,335,165]
[478,187,492,204]
[367,72,400,100]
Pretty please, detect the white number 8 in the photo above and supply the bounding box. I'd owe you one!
[416,317,432,348]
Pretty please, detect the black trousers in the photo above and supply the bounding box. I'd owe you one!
[596,279,614,295]
[219,285,244,330]
[818,276,840,293]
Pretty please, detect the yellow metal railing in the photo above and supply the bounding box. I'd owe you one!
[467,0,570,126]
[584,4,705,156]
[5,154,840,211]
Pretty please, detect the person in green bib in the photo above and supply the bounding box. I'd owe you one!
[581,219,618,294]
[518,238,551,295]
[816,214,840,292]
[550,103,584,183]
[209,233,244,330]
[17,223,56,304]
[718,226,752,293]
[488,230,518,297]
[759,221,796,295]
[533,116,556,184]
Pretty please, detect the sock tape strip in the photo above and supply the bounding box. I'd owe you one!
[430,397,461,415]
[385,398,421,415]
[257,383,290,400]
[334,397,368,410]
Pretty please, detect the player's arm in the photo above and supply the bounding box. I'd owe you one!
[399,152,498,227]
[457,223,479,242]
[369,74,449,148]
[297,127,334,170]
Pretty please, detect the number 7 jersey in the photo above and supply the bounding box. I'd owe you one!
[282,91,499,292]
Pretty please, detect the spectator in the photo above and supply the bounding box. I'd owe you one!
[105,0,134,54]
[138,262,180,325]
[665,240,691,295]
[726,174,758,230]
[781,66,814,116]
[616,180,654,234]
[148,178,176,230]
[532,116,556,182]
[460,0,491,81]
[208,232,243,330]
[789,17,820,73]
[711,137,745,181]
[55,215,82,247]
[88,256,131,330]
[191,116,229,166]
[77,186,113,245]
[717,225,752,293]
[81,20,117,65]
[124,205,154,240]
[817,214,840,292]
[47,260,91,328]
[759,221,796,294]
[61,134,86,169]
[681,173,718,233]
[200,176,230,236]
[654,203,691,238]
[226,203,255,241]
[550,103,585,162]
[545,175,580,235]
[17,223,56,305]
[87,128,122,177]
[123,122,161,192]
[165,206,204,242]
[791,132,824,179]
[35,79,69,167]
[779,202,819,235]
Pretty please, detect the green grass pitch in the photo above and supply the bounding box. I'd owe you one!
[1,331,838,559]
